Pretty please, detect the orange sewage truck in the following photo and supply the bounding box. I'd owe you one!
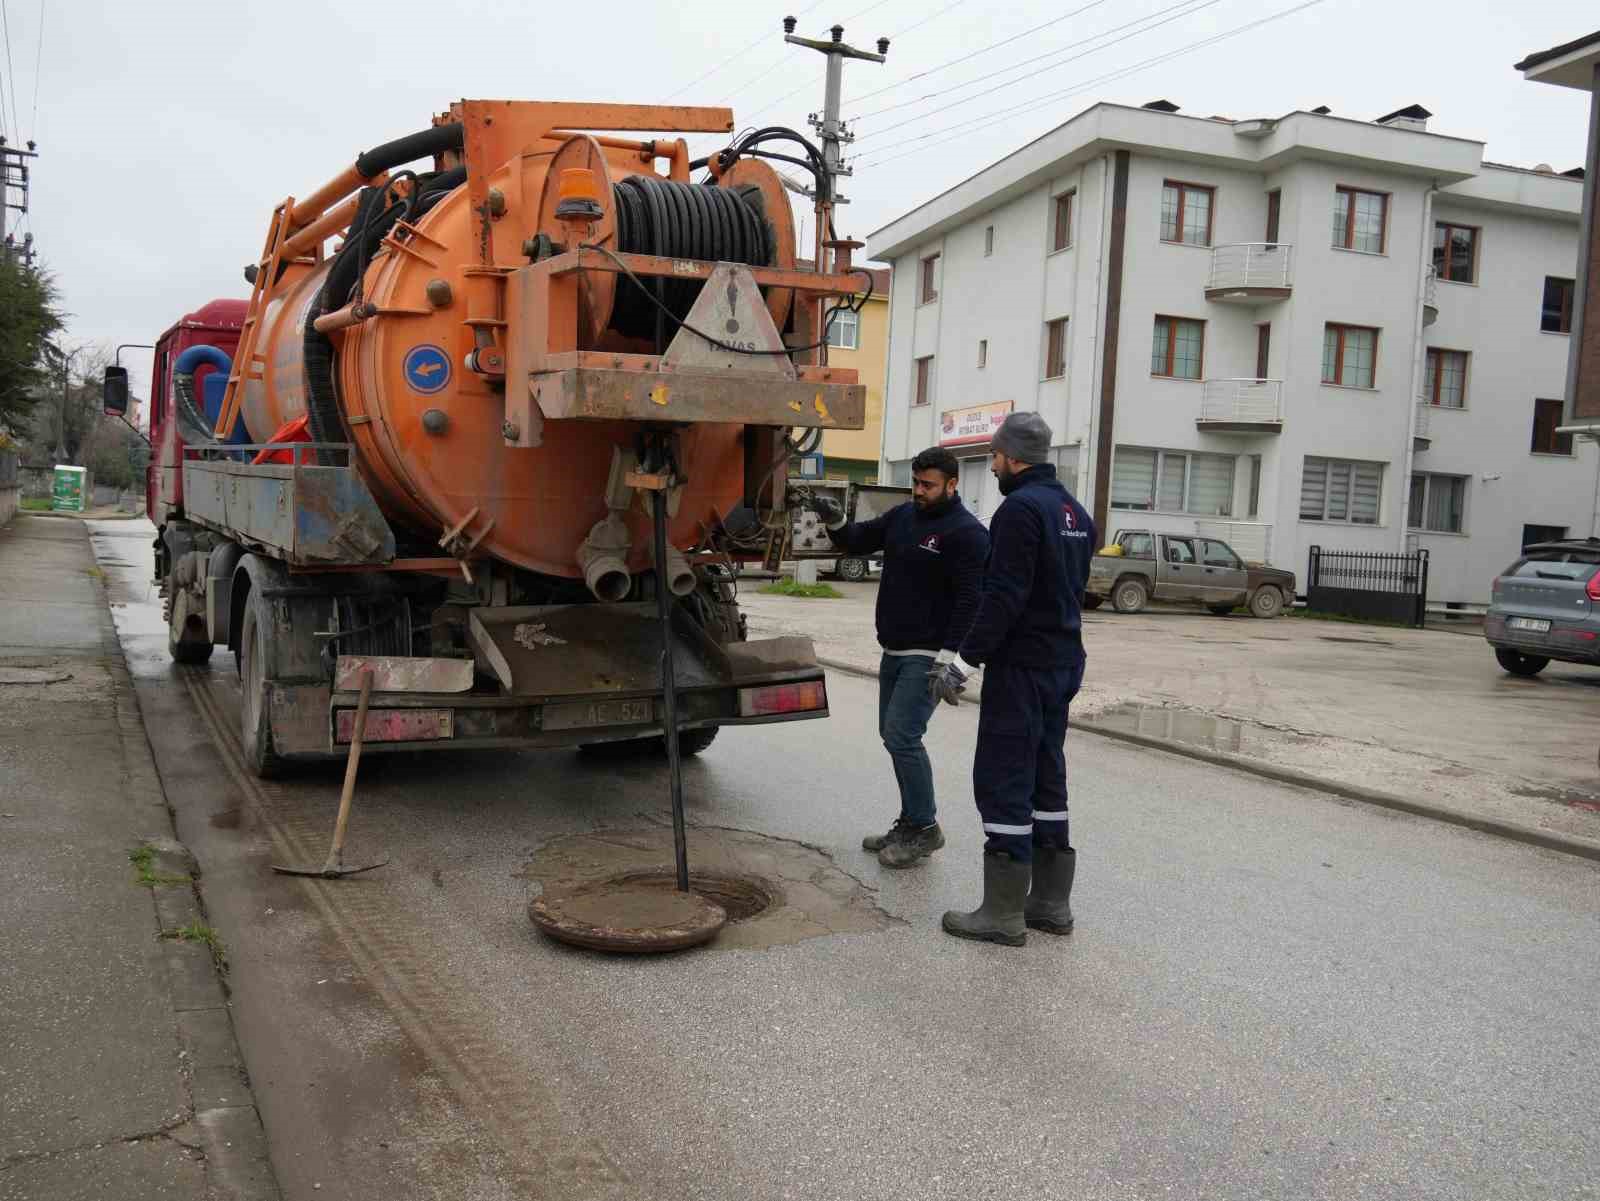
[109,100,869,777]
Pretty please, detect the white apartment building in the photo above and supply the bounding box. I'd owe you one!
[866,101,1590,605]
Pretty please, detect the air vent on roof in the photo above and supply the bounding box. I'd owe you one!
[1374,103,1432,132]
[1534,163,1556,174]
[1563,167,1586,179]
[1141,99,1180,113]
[1310,105,1332,115]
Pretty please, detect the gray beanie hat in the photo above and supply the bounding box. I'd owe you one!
[990,411,1052,464]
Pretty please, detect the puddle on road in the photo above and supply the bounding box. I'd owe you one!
[518,824,903,951]
[1090,703,1312,757]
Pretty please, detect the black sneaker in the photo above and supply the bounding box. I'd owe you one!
[862,818,912,853]
[878,822,945,869]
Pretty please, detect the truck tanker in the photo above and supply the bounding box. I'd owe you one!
[106,100,869,777]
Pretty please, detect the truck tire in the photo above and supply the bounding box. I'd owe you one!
[578,726,721,759]
[1494,648,1549,678]
[1082,594,1104,610]
[837,557,869,582]
[1248,586,1285,619]
[239,594,286,778]
[1111,577,1149,614]
[167,587,213,665]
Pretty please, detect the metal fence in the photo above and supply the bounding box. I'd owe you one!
[1206,242,1294,291]
[1307,545,1429,627]
[1199,378,1283,425]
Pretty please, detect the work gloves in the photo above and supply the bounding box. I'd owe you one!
[804,494,846,529]
[926,658,969,707]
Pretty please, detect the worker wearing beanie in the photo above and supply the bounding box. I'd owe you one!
[803,447,989,869]
[927,411,1094,946]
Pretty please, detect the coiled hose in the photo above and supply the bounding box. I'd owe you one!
[171,345,234,448]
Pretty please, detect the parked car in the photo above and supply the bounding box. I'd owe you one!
[1085,530,1296,618]
[1485,538,1600,676]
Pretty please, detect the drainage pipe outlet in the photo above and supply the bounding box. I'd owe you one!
[652,540,698,598]
[577,514,633,603]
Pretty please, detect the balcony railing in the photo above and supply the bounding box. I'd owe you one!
[1205,243,1293,299]
[1422,265,1439,326]
[1198,378,1284,430]
[1195,520,1273,565]
[1414,398,1432,449]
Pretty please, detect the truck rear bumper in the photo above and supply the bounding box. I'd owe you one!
[266,671,830,758]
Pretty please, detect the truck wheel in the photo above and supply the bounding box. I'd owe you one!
[1111,577,1149,614]
[1082,594,1104,611]
[1495,648,1549,678]
[1248,587,1285,619]
[239,595,285,778]
[837,557,869,582]
[676,726,719,757]
[167,587,213,665]
[579,727,720,758]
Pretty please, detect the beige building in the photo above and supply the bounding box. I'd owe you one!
[816,266,889,483]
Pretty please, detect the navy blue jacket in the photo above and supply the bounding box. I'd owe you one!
[830,497,990,654]
[958,464,1095,670]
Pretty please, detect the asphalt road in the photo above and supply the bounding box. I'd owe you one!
[92,519,1600,1201]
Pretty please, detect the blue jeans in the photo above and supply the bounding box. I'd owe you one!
[878,653,939,827]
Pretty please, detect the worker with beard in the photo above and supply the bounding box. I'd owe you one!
[804,447,989,868]
[926,412,1094,946]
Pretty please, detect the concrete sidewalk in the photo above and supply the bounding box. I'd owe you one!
[738,580,1600,855]
[0,515,276,1200]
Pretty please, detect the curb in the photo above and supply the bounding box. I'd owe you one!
[816,654,1600,865]
[88,525,282,1201]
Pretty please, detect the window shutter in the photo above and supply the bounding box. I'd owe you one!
[1157,453,1187,512]
[1300,457,1328,520]
[1112,448,1156,509]
[1326,460,1351,520]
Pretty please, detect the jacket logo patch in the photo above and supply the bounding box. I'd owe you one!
[1061,503,1089,538]
[919,533,943,554]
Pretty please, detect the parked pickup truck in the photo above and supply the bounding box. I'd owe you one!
[1085,530,1296,618]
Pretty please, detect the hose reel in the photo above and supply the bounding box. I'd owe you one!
[534,135,797,349]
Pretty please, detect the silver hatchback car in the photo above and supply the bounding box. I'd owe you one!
[1485,539,1600,676]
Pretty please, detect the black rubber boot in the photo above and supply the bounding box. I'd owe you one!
[877,822,945,869]
[862,819,909,853]
[1024,846,1076,935]
[941,853,1029,946]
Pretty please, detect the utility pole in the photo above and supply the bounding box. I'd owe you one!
[0,137,38,261]
[781,17,888,345]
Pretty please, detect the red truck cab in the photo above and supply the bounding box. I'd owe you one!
[146,300,246,523]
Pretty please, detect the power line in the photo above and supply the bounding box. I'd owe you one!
[852,0,1216,124]
[856,0,1225,142]
[845,0,1115,109]
[663,0,829,102]
[0,0,18,147]
[28,0,38,134]
[854,0,1327,169]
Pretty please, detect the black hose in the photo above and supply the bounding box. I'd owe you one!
[171,371,219,447]
[354,122,464,180]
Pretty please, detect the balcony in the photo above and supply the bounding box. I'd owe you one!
[1422,265,1439,327]
[1195,520,1273,565]
[1198,378,1283,433]
[1205,243,1293,304]
[1414,398,1432,451]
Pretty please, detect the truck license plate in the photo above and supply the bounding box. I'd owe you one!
[543,699,654,731]
[1508,617,1551,633]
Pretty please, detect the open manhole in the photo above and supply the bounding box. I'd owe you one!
[529,870,777,954]
[609,870,778,921]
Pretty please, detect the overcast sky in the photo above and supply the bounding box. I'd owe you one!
[4,0,1593,406]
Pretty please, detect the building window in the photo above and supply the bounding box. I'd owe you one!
[1542,276,1575,333]
[1322,323,1378,388]
[1151,316,1205,379]
[1300,456,1383,524]
[1247,455,1262,518]
[1409,473,1467,533]
[913,355,934,407]
[984,225,994,257]
[1424,348,1468,408]
[1532,398,1573,455]
[1265,189,1281,246]
[1044,318,1068,379]
[978,339,988,368]
[1110,447,1234,516]
[1332,186,1387,254]
[1052,192,1074,252]
[920,253,940,304]
[1255,323,1271,379]
[826,307,859,350]
[1432,222,1478,284]
[1522,523,1568,549]
[1160,181,1214,246]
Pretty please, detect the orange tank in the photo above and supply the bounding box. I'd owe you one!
[222,100,865,581]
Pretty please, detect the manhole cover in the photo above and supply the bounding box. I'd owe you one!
[0,667,71,685]
[530,879,728,954]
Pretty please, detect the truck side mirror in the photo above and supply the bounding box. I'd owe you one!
[103,367,130,416]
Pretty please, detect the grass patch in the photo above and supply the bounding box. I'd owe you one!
[19,497,50,511]
[164,920,228,973]
[760,578,844,600]
[129,843,191,888]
